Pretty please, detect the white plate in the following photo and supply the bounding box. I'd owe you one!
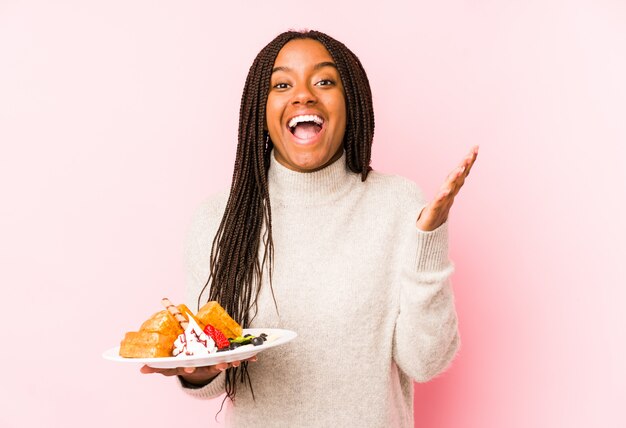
[102,328,296,368]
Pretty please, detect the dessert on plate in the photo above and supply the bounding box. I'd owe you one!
[119,298,269,358]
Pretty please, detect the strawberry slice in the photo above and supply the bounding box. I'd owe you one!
[203,324,230,349]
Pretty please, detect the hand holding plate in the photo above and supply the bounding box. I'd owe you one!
[140,355,258,386]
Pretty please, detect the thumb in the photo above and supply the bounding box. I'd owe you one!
[417,204,429,221]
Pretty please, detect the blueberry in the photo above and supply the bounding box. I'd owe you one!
[251,337,264,346]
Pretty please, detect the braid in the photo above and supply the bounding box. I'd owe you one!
[313,31,375,180]
[197,30,375,403]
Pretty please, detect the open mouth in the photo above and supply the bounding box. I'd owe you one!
[287,114,324,140]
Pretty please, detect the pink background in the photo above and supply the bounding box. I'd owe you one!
[1,1,625,427]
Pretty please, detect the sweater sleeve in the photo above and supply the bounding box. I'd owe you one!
[176,371,227,399]
[178,194,229,398]
[392,219,460,383]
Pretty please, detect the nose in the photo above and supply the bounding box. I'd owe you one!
[291,83,317,106]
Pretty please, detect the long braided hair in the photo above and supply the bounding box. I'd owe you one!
[198,30,375,401]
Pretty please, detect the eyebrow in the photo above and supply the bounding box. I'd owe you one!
[271,61,338,74]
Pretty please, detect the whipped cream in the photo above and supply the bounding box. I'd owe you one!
[173,317,217,357]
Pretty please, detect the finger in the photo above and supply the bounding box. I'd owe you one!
[458,147,477,170]
[182,367,196,374]
[446,165,464,184]
[245,355,258,362]
[454,166,466,186]
[450,147,479,194]
[456,146,475,168]
[464,146,479,176]
[189,364,227,377]
[441,167,462,197]
[140,365,179,377]
[444,166,465,194]
[444,147,474,186]
[450,168,468,197]
[446,167,457,181]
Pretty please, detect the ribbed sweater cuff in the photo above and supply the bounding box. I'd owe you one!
[177,371,226,399]
[414,221,449,272]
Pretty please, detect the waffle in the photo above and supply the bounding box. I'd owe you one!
[196,301,243,339]
[119,304,199,358]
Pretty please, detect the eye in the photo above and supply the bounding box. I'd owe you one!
[272,82,290,90]
[315,79,335,87]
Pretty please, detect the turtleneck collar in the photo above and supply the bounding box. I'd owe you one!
[267,149,355,205]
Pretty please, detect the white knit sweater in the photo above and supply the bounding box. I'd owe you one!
[181,151,460,427]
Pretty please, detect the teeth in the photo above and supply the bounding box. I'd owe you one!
[288,115,324,129]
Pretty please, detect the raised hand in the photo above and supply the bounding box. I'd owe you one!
[416,146,479,232]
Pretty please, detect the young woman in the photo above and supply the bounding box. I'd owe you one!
[142,30,478,427]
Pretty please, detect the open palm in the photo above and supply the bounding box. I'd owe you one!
[416,146,479,231]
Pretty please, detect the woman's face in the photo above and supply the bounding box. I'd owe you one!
[266,38,347,173]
